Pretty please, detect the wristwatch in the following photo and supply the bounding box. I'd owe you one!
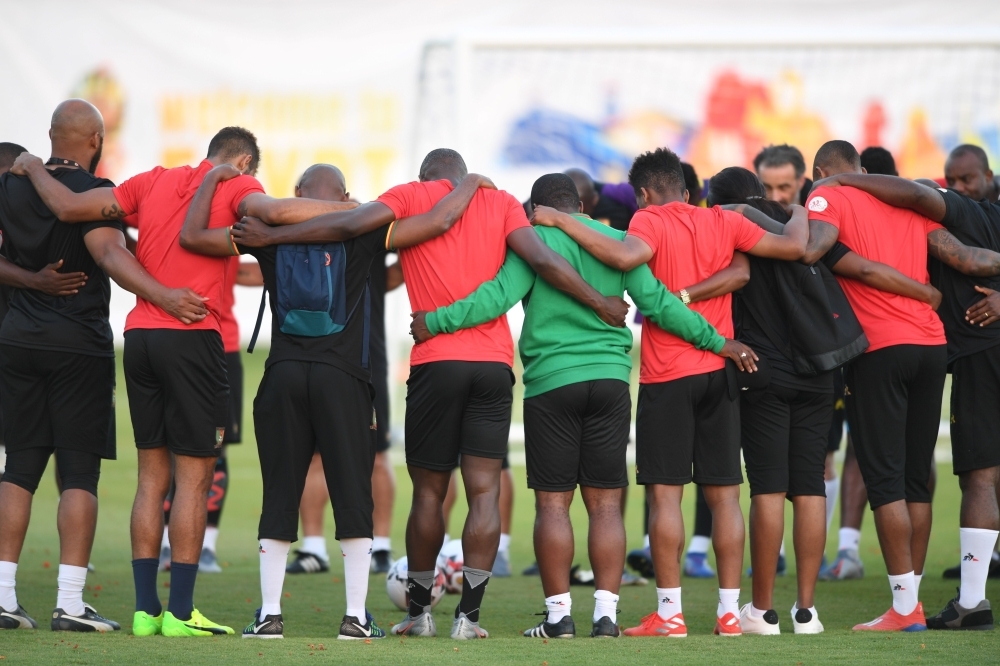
[679,288,691,306]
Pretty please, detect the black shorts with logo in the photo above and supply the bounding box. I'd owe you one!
[523,379,630,492]
[636,369,742,486]
[844,344,946,509]
[0,345,115,459]
[124,329,229,458]
[223,352,243,445]
[405,361,514,471]
[741,384,832,497]
[254,360,377,541]
[372,349,392,453]
[950,343,1000,474]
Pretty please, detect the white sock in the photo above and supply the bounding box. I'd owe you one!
[371,536,391,553]
[779,541,786,557]
[301,536,328,562]
[442,533,450,549]
[825,478,840,532]
[959,528,999,608]
[341,538,373,623]
[56,564,88,616]
[717,588,739,618]
[0,561,17,611]
[642,534,650,549]
[888,572,917,615]
[259,539,291,617]
[498,533,511,555]
[593,589,618,622]
[687,535,710,555]
[914,573,923,598]
[749,602,767,617]
[656,587,681,619]
[838,527,861,552]
[545,592,571,623]
[203,526,219,553]
[161,526,170,549]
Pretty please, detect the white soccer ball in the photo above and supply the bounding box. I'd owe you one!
[385,556,446,611]
[436,539,464,594]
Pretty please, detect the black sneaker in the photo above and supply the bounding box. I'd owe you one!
[524,612,575,638]
[591,616,621,638]
[942,562,961,579]
[243,608,284,639]
[370,550,392,575]
[51,605,120,632]
[338,611,385,640]
[0,604,37,629]
[627,548,656,579]
[927,590,994,631]
[286,550,329,574]
[521,561,540,576]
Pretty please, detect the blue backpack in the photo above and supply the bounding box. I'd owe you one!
[248,243,371,368]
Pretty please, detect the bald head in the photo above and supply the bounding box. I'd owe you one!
[49,99,105,173]
[563,168,598,215]
[295,164,348,202]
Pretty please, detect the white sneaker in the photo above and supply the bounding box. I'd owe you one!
[738,603,780,635]
[791,604,824,634]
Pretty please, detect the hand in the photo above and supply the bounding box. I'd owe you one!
[966,285,1000,326]
[207,164,242,182]
[924,283,943,311]
[9,152,43,176]
[530,205,566,228]
[410,311,434,343]
[230,216,274,248]
[597,295,629,328]
[158,288,209,325]
[28,260,87,296]
[717,339,758,372]
[468,173,496,190]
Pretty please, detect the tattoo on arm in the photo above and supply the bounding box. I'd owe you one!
[100,202,127,220]
[804,220,838,261]
[927,229,1000,277]
[237,198,249,219]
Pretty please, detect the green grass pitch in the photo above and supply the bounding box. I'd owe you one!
[3,350,999,664]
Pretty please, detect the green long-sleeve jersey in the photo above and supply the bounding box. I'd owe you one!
[425,215,725,398]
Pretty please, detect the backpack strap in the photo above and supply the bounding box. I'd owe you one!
[247,289,268,354]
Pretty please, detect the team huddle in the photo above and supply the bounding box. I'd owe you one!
[0,97,997,641]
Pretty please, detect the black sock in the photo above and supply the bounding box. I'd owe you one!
[167,562,199,621]
[207,454,228,525]
[131,558,162,615]
[407,570,435,617]
[458,567,491,623]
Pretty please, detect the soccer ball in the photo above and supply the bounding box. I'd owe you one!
[436,539,464,594]
[385,556,446,611]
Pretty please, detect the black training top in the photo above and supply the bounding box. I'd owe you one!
[929,189,1000,365]
[239,224,389,381]
[0,168,121,357]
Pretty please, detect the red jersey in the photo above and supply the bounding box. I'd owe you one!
[219,259,240,353]
[376,180,530,366]
[628,202,766,383]
[112,160,263,333]
[807,186,945,351]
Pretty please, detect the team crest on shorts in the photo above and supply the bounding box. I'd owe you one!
[808,196,828,212]
[215,427,225,448]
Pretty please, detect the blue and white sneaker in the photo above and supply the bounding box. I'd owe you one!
[683,552,715,578]
[819,549,864,581]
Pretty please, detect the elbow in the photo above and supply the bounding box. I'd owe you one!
[178,230,195,251]
[733,269,751,290]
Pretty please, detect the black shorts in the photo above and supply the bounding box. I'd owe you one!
[844,344,946,509]
[124,329,229,458]
[223,352,243,444]
[405,361,514,471]
[741,384,832,497]
[2,447,101,496]
[950,343,1000,474]
[371,349,392,453]
[254,360,376,541]
[827,369,847,453]
[635,369,742,486]
[0,345,115,459]
[523,379,630,492]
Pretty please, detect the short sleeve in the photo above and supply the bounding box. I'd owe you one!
[806,186,842,228]
[502,193,531,237]
[724,209,767,252]
[356,223,391,258]
[938,189,976,237]
[820,241,852,270]
[112,168,161,216]
[375,182,417,220]
[626,209,661,257]
[221,175,265,218]
[924,217,945,235]
[81,178,122,236]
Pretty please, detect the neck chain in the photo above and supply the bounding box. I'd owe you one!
[46,157,83,169]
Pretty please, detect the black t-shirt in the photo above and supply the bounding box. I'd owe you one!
[368,253,390,372]
[239,225,389,381]
[929,189,1000,364]
[0,168,121,357]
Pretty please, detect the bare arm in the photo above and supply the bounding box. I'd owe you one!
[386,261,404,291]
[0,257,87,296]
[11,154,125,222]
[927,228,1000,277]
[390,175,495,249]
[815,173,946,223]
[236,261,263,287]
[83,227,209,325]
[676,252,750,303]
[179,164,242,256]
[232,202,397,247]
[237,192,359,225]
[735,203,809,261]
[721,204,784,235]
[506,227,629,327]
[531,205,653,271]
[832,251,942,309]
[801,220,841,266]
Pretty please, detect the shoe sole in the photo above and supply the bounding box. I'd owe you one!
[338,634,384,640]
[52,619,116,632]
[243,634,284,639]
[928,623,993,631]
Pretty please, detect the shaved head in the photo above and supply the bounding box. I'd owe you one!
[563,168,598,215]
[418,148,467,184]
[49,99,105,173]
[813,140,861,179]
[295,164,348,202]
